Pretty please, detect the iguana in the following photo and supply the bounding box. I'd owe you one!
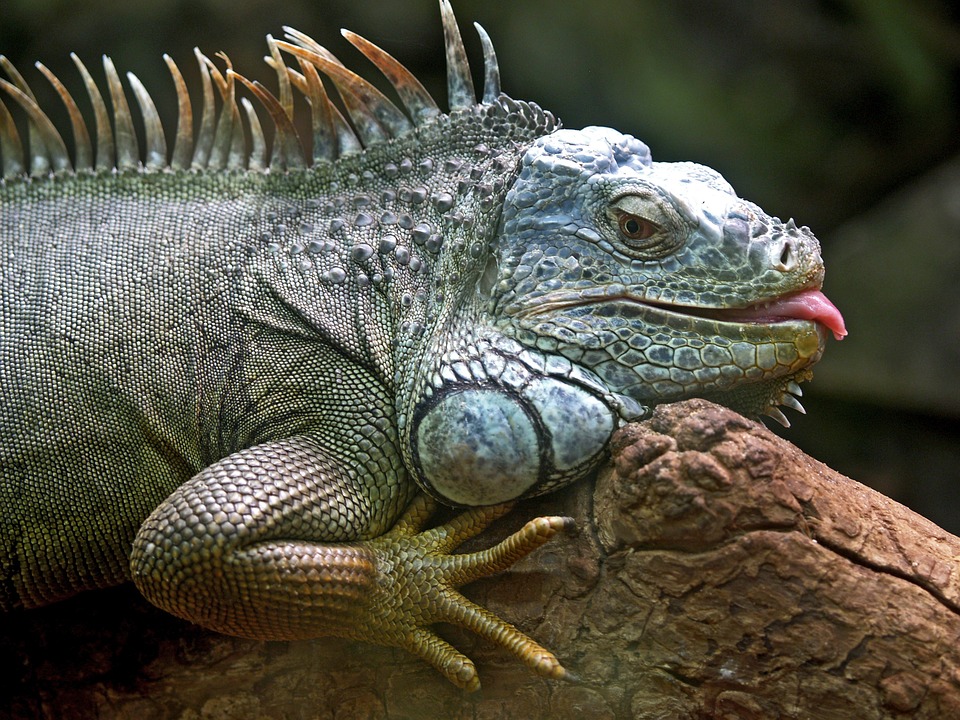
[0,0,846,691]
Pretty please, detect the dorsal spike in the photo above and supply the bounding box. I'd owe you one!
[36,62,94,171]
[275,40,412,144]
[0,97,26,178]
[295,57,337,164]
[439,0,475,110]
[204,53,246,170]
[305,67,363,158]
[227,102,246,171]
[229,70,306,170]
[191,48,216,169]
[473,23,501,104]
[265,36,295,169]
[271,33,362,155]
[0,76,72,175]
[265,35,294,121]
[0,57,31,98]
[340,29,441,125]
[273,59,362,159]
[163,54,194,170]
[102,56,139,170]
[126,72,167,170]
[240,97,266,171]
[0,56,48,175]
[328,97,364,157]
[281,33,417,136]
[202,53,237,171]
[324,77,389,146]
[282,27,336,60]
[224,60,246,172]
[0,79,46,176]
[271,44,389,145]
[71,53,114,171]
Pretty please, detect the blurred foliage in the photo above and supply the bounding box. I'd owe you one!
[2,0,960,529]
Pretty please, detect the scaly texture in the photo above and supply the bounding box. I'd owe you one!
[0,0,845,690]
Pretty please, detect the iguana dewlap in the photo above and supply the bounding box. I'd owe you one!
[0,0,845,690]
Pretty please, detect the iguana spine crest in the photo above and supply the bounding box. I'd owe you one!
[0,0,518,179]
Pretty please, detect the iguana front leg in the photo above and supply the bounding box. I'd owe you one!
[129,435,570,690]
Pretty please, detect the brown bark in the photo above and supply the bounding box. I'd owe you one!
[3,399,959,719]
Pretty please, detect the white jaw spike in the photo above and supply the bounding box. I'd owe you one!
[764,406,791,428]
[780,393,806,415]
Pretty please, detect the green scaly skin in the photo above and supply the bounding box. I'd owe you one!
[0,1,843,690]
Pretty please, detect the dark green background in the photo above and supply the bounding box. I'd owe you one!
[2,0,959,530]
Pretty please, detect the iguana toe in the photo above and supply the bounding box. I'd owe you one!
[360,495,572,690]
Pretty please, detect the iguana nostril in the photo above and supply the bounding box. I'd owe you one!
[775,239,797,271]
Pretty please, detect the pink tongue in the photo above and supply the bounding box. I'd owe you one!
[753,289,847,341]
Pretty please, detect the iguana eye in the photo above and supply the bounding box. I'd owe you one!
[617,213,659,242]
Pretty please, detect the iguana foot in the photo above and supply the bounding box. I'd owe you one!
[360,494,574,691]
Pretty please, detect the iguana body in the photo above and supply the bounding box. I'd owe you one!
[0,1,845,689]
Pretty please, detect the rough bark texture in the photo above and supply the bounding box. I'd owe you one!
[3,399,959,719]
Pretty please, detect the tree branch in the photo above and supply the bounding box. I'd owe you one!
[4,399,959,718]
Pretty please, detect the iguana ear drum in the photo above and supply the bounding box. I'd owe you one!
[411,379,615,506]
[413,387,540,506]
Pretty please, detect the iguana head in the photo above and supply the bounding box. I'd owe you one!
[484,126,846,424]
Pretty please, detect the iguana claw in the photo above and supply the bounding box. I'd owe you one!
[360,494,573,690]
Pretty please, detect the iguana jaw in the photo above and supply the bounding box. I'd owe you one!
[505,284,843,421]
[640,288,847,341]
[516,286,847,342]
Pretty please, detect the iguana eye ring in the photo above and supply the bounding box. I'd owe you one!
[617,213,659,241]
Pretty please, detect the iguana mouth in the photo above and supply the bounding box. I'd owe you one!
[653,288,848,341]
[526,288,848,341]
